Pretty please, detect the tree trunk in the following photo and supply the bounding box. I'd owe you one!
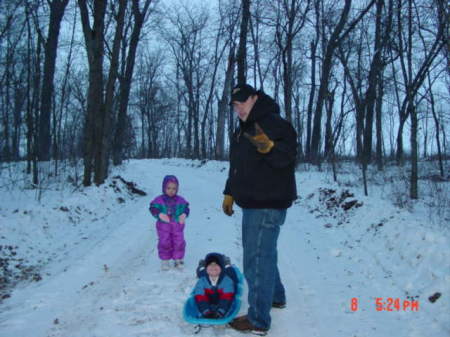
[32,33,43,186]
[324,89,335,158]
[311,0,376,163]
[38,0,69,161]
[310,0,352,162]
[362,0,384,166]
[2,46,12,162]
[276,0,310,123]
[24,7,39,180]
[395,0,446,165]
[282,44,293,123]
[201,15,230,159]
[249,5,263,89]
[236,0,251,85]
[12,85,25,161]
[305,39,317,161]
[25,13,34,174]
[375,78,384,170]
[78,0,107,186]
[337,44,364,162]
[53,4,77,176]
[407,0,417,199]
[216,46,235,160]
[428,74,444,177]
[113,0,154,166]
[96,0,127,182]
[193,87,200,159]
[409,102,418,199]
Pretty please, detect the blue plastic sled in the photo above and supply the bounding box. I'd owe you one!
[183,256,244,328]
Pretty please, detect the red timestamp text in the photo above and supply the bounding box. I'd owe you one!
[375,297,419,311]
[350,297,420,312]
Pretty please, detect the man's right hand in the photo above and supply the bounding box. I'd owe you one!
[222,195,234,216]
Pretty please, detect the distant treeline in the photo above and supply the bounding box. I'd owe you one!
[0,0,448,198]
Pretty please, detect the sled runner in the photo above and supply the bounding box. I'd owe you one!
[182,253,244,333]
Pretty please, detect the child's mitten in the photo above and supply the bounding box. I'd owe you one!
[159,213,170,222]
[178,213,187,224]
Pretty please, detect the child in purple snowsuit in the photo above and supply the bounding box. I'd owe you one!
[149,175,190,270]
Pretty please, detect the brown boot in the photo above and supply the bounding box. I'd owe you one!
[232,315,248,322]
[229,315,268,336]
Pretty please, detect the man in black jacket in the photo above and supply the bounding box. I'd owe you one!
[223,84,297,335]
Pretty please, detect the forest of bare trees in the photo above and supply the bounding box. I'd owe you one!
[0,0,448,199]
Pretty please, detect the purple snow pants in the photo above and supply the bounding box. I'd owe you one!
[156,220,186,260]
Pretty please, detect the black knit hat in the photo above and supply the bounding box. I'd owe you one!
[205,253,222,268]
[230,84,257,104]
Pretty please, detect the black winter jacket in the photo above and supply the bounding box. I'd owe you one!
[224,91,297,209]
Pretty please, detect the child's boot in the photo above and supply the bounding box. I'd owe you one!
[161,260,170,271]
[174,259,184,269]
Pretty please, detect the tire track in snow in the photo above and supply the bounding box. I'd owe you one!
[45,200,159,337]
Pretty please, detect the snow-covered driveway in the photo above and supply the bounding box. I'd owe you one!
[0,159,448,337]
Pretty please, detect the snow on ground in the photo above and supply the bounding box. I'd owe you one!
[0,159,449,337]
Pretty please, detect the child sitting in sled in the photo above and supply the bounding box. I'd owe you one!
[193,253,235,318]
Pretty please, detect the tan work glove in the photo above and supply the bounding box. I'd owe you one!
[244,123,274,154]
[222,195,234,216]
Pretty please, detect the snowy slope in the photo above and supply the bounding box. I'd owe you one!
[0,159,448,337]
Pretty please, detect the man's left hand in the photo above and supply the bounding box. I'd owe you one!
[244,123,274,154]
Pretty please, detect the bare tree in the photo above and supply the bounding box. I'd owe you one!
[78,0,153,184]
[236,0,251,85]
[1,1,27,163]
[248,1,283,91]
[78,0,107,186]
[31,11,43,185]
[216,45,235,160]
[53,3,78,176]
[113,0,155,166]
[273,0,311,123]
[0,1,24,43]
[375,78,384,170]
[96,0,127,180]
[200,7,235,159]
[426,72,445,177]
[164,5,209,159]
[394,0,447,168]
[337,0,393,194]
[214,1,240,160]
[393,0,448,198]
[38,0,69,161]
[310,0,376,163]
[134,50,166,158]
[1,0,449,199]
[305,1,321,160]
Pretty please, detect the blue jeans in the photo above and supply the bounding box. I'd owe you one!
[242,208,287,330]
